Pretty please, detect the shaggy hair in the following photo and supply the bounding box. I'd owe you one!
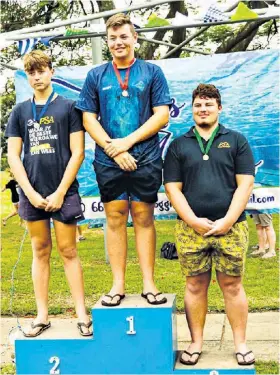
[23,50,52,73]
[192,84,221,106]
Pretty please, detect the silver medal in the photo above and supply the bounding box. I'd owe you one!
[34,121,40,129]
[203,154,209,161]
[122,90,129,97]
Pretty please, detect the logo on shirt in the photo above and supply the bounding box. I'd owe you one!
[102,86,112,91]
[218,142,230,148]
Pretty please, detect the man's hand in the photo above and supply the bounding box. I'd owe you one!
[114,152,137,171]
[190,217,214,236]
[104,138,133,158]
[45,190,65,212]
[28,192,48,209]
[204,218,233,237]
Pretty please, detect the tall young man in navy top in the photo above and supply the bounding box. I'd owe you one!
[76,13,172,306]
[6,51,92,337]
[164,84,255,366]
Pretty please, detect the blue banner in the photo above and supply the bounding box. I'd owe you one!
[15,50,279,217]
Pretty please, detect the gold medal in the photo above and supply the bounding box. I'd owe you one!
[203,154,209,160]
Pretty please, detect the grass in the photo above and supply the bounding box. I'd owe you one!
[1,215,279,315]
[0,360,279,375]
[1,171,279,315]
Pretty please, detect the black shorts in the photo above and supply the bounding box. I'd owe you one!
[94,157,163,203]
[19,192,85,223]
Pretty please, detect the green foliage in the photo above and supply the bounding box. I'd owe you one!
[1,78,16,155]
[195,25,235,46]
[1,157,9,171]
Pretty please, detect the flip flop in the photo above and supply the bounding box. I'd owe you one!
[77,321,93,336]
[23,322,51,337]
[236,351,255,365]
[141,292,167,305]
[180,350,202,365]
[101,294,125,307]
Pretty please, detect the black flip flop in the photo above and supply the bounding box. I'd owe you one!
[23,322,51,337]
[141,292,167,305]
[236,351,255,365]
[101,294,125,307]
[77,321,93,336]
[180,350,202,365]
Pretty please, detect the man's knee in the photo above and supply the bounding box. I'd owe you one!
[186,276,209,295]
[59,244,77,262]
[32,239,51,261]
[107,210,128,231]
[132,210,153,228]
[220,277,242,297]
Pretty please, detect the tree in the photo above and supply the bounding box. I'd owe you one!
[1,0,278,167]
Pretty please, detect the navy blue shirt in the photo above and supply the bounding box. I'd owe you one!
[5,95,83,198]
[76,59,172,167]
[164,124,255,223]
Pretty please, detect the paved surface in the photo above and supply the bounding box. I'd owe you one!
[1,310,279,369]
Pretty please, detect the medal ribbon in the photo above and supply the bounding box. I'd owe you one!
[32,91,55,123]
[112,58,135,91]
[193,125,219,157]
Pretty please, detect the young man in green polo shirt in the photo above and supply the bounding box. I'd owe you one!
[164,84,255,366]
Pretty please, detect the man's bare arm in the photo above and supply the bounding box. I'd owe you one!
[165,182,214,235]
[83,112,111,148]
[104,105,169,158]
[7,137,47,208]
[83,112,137,171]
[45,130,85,212]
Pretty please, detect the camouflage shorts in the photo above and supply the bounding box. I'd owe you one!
[175,220,249,277]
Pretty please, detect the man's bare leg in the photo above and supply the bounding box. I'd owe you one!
[262,224,276,258]
[2,208,18,225]
[216,271,255,363]
[53,220,91,334]
[102,200,129,305]
[251,224,266,256]
[181,271,211,363]
[24,219,52,335]
[131,201,162,301]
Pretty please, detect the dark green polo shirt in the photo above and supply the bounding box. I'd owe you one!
[163,124,255,222]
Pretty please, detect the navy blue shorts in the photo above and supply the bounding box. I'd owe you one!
[19,192,85,224]
[93,157,163,203]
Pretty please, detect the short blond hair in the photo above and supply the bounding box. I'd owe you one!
[106,13,135,34]
[23,50,52,73]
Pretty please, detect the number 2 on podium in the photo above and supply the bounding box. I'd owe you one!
[49,356,60,374]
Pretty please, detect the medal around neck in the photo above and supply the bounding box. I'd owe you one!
[32,91,55,128]
[193,125,219,162]
[113,58,135,100]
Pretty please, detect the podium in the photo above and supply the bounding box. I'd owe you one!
[15,294,255,374]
